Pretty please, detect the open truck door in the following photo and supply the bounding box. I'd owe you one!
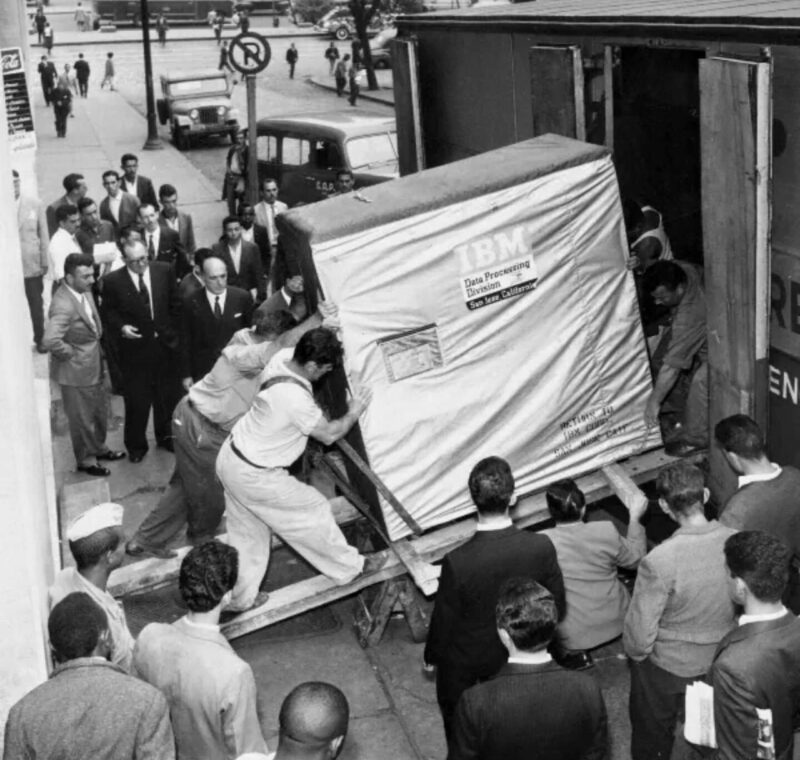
[392,37,425,176]
[529,45,586,141]
[700,55,772,502]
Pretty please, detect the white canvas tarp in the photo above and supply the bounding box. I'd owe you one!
[295,137,658,539]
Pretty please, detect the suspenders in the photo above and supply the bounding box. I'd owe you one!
[259,374,311,394]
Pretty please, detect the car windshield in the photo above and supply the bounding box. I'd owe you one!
[169,78,228,96]
[346,132,398,175]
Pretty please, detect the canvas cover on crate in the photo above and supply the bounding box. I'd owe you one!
[277,134,660,540]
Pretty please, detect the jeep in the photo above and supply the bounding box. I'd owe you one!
[157,70,240,150]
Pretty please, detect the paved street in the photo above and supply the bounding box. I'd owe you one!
[35,35,393,190]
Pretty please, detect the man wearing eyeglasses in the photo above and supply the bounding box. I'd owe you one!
[101,241,182,463]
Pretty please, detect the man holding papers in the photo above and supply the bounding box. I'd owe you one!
[711,531,800,760]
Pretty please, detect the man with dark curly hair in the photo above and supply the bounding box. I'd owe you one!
[424,456,565,746]
[132,541,268,759]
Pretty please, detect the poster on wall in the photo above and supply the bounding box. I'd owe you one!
[2,47,36,152]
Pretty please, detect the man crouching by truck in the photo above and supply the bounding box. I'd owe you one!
[216,327,387,613]
[642,260,708,457]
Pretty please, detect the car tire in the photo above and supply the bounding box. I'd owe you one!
[172,124,187,150]
[335,25,349,40]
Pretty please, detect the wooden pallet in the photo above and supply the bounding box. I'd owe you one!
[108,447,673,641]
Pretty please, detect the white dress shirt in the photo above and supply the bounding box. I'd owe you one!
[127,266,153,316]
[241,226,254,244]
[48,228,82,280]
[122,176,138,197]
[107,192,122,222]
[145,226,161,258]
[65,283,97,333]
[228,240,242,274]
[206,288,227,315]
[163,214,180,233]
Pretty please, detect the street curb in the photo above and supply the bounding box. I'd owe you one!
[29,28,327,48]
[308,76,395,108]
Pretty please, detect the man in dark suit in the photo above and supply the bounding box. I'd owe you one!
[211,215,263,300]
[158,183,196,257]
[424,456,565,743]
[239,203,271,285]
[178,247,213,303]
[120,152,159,209]
[256,273,307,324]
[180,255,252,386]
[138,203,190,280]
[99,170,140,238]
[42,254,125,476]
[46,172,87,238]
[711,531,800,760]
[101,240,182,462]
[450,578,607,760]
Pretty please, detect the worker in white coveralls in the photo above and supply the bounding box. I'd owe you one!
[216,326,386,612]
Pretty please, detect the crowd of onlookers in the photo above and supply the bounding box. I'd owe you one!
[10,153,800,759]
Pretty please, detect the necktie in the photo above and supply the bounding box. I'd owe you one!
[148,234,155,260]
[82,296,97,333]
[138,273,152,318]
[214,296,222,320]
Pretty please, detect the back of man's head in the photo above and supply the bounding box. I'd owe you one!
[642,259,687,295]
[293,327,343,368]
[655,461,705,517]
[49,592,108,663]
[253,309,295,338]
[714,414,766,460]
[179,540,238,612]
[468,456,514,515]
[69,526,121,570]
[725,531,790,603]
[278,682,349,758]
[495,578,557,653]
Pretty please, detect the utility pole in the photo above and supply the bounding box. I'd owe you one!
[140,0,162,150]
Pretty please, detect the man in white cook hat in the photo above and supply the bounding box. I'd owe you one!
[49,502,135,672]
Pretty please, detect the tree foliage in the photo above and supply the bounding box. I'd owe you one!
[292,0,334,24]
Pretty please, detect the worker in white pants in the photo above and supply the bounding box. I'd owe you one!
[216,327,381,613]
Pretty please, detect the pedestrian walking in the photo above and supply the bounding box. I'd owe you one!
[239,9,250,32]
[43,23,54,54]
[34,9,47,43]
[74,53,90,97]
[212,11,224,45]
[156,13,169,47]
[348,58,360,106]
[74,1,88,31]
[335,55,348,97]
[52,82,72,137]
[286,43,298,79]
[38,55,56,106]
[351,39,362,68]
[100,52,116,91]
[218,41,237,84]
[324,41,339,75]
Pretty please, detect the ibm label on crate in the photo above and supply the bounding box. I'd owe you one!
[455,225,539,310]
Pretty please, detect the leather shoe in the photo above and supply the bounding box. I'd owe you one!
[97,450,126,461]
[128,451,147,463]
[77,464,110,477]
[35,343,48,354]
[665,439,707,458]
[125,540,177,560]
[157,439,174,453]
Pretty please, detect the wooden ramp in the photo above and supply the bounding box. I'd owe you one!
[109,446,674,641]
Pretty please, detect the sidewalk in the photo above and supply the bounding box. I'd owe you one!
[309,73,395,107]
[28,21,325,48]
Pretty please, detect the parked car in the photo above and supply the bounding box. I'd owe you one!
[370,25,397,68]
[157,70,240,150]
[255,111,399,205]
[314,7,385,40]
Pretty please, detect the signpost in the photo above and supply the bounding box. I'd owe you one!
[228,32,271,206]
